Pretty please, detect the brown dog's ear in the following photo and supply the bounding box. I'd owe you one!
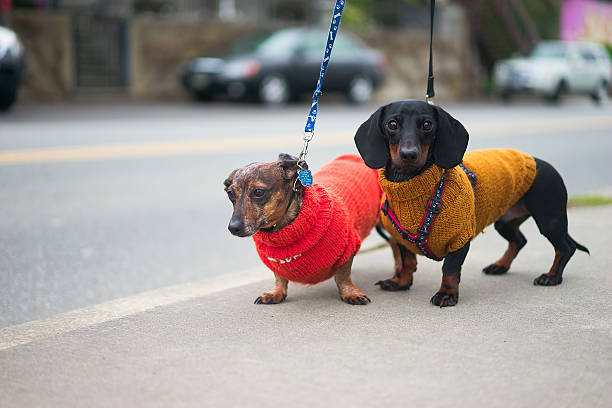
[277,153,302,180]
[223,169,237,188]
[432,105,469,169]
[354,105,388,169]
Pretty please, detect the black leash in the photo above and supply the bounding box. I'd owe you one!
[425,0,435,104]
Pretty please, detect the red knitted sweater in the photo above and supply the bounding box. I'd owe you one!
[252,154,383,284]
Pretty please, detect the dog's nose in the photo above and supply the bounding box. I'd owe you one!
[228,219,244,235]
[399,146,419,162]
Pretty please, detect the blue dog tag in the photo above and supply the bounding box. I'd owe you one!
[298,169,313,187]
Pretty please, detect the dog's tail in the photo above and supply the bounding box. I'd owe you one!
[375,223,390,243]
[570,235,590,255]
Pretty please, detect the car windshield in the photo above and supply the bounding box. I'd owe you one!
[530,43,567,59]
[226,32,273,56]
[255,30,303,56]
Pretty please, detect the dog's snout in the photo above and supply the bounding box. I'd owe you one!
[399,146,419,162]
[228,219,244,235]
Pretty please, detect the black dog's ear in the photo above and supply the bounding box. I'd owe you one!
[354,105,388,169]
[432,105,469,169]
[277,153,303,180]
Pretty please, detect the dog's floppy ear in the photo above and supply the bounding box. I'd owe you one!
[277,153,303,180]
[432,105,469,169]
[354,105,388,169]
[223,169,237,188]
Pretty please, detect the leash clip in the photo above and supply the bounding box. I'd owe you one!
[303,131,314,142]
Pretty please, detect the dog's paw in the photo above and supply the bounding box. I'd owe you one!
[430,291,458,307]
[375,278,413,291]
[482,264,509,275]
[533,274,563,286]
[341,293,371,305]
[254,292,287,304]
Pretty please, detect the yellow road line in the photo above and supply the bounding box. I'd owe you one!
[0,133,353,165]
[1,116,611,165]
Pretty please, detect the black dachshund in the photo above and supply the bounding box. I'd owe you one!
[355,100,588,307]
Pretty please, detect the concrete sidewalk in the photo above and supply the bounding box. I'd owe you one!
[1,205,611,408]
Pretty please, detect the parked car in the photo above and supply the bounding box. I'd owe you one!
[0,26,25,111]
[182,28,386,104]
[493,41,611,103]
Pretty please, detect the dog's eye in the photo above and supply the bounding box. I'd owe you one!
[387,120,398,131]
[422,120,432,131]
[226,190,236,202]
[252,188,266,198]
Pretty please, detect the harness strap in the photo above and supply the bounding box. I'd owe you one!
[381,164,477,261]
[459,163,477,189]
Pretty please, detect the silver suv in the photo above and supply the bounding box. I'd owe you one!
[494,41,611,104]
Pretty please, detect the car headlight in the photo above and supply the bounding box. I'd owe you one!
[0,28,22,61]
[222,60,260,80]
[494,63,511,82]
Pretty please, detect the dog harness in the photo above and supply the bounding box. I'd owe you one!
[253,155,383,284]
[381,163,477,260]
[378,149,537,260]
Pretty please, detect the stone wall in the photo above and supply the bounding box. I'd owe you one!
[356,29,480,102]
[129,16,261,99]
[10,10,75,100]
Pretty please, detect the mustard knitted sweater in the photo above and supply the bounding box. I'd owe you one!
[379,149,536,258]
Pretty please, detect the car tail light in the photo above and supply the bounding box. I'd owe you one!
[244,61,260,78]
[376,54,388,71]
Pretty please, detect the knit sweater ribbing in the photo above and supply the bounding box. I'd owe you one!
[379,148,536,259]
[253,154,382,284]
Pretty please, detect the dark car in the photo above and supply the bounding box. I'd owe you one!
[0,26,25,111]
[182,28,386,104]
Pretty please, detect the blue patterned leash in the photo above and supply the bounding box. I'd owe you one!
[296,0,346,189]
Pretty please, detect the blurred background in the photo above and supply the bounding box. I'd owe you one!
[0,0,610,105]
[1,0,612,327]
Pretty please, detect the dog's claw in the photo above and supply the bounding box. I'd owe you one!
[483,264,509,275]
[430,291,458,307]
[375,278,412,291]
[341,294,371,305]
[254,293,287,305]
[533,274,563,286]
[355,296,370,305]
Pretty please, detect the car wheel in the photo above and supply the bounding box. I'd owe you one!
[591,80,608,105]
[500,89,513,103]
[347,76,373,104]
[547,80,567,104]
[194,90,214,101]
[259,74,290,105]
[0,88,17,112]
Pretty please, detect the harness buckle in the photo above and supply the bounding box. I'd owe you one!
[426,198,443,214]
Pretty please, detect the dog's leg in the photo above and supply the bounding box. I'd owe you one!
[376,238,417,291]
[531,217,576,286]
[521,158,588,286]
[483,211,530,275]
[431,242,470,307]
[254,273,289,304]
[335,256,371,305]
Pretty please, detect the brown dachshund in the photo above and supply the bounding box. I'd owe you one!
[224,154,383,305]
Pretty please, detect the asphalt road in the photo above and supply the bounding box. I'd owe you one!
[1,99,611,327]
